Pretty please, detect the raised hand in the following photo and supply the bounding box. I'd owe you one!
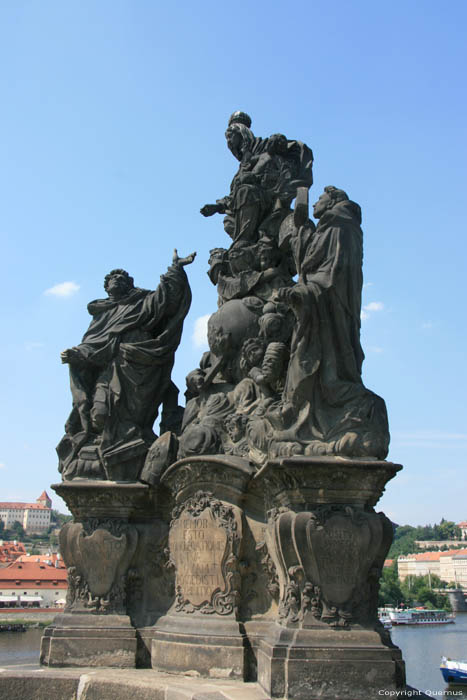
[173,249,197,267]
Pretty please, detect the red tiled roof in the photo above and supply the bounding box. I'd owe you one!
[0,541,27,564]
[414,552,443,561]
[15,553,64,567]
[38,491,50,500]
[383,559,394,566]
[0,560,68,584]
[458,521,467,528]
[0,502,49,510]
[440,548,467,558]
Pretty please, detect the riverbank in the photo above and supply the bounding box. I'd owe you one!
[0,609,58,626]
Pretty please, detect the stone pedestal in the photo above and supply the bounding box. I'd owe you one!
[254,456,406,699]
[151,456,255,679]
[41,480,169,668]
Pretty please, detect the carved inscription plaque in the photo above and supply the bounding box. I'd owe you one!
[169,507,228,607]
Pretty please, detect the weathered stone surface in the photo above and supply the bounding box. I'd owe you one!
[57,252,195,482]
[258,625,405,699]
[141,112,391,472]
[151,617,247,679]
[0,667,429,700]
[0,668,275,700]
[42,481,172,667]
[170,506,228,608]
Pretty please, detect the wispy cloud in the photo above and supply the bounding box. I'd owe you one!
[0,462,5,469]
[192,314,210,348]
[25,341,45,351]
[44,281,80,298]
[367,346,383,353]
[363,282,374,289]
[364,301,384,312]
[361,300,384,321]
[421,321,434,330]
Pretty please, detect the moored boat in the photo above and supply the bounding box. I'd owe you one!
[389,608,455,625]
[378,607,394,629]
[440,657,467,684]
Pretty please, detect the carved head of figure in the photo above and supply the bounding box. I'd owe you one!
[104,269,134,300]
[208,247,228,284]
[228,111,252,129]
[259,312,285,343]
[239,338,265,373]
[185,369,206,400]
[256,237,280,271]
[225,122,255,161]
[225,413,248,443]
[266,133,288,156]
[312,186,349,219]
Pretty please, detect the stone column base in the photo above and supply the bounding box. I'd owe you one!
[151,614,247,679]
[40,613,137,668]
[257,624,405,699]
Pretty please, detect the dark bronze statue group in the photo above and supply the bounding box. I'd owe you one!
[58,111,389,483]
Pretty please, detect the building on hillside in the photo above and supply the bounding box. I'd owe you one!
[439,548,467,588]
[0,491,52,534]
[0,554,67,608]
[383,559,394,568]
[0,540,27,567]
[458,521,467,540]
[414,540,463,550]
[397,552,442,582]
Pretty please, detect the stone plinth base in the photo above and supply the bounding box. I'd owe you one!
[258,624,405,699]
[151,614,247,679]
[40,613,137,668]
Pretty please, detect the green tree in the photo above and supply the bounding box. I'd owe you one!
[9,520,25,538]
[378,563,404,607]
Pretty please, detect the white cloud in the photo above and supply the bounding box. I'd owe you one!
[0,462,5,469]
[192,314,210,348]
[363,282,374,289]
[363,301,384,312]
[367,346,383,353]
[361,300,384,321]
[44,281,80,298]
[421,321,434,329]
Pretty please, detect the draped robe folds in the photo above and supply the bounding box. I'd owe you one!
[222,137,314,247]
[284,200,389,458]
[59,265,192,476]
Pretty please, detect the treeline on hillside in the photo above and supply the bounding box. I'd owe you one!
[0,509,72,544]
[387,519,462,558]
[379,563,452,610]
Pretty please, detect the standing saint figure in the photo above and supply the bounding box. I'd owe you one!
[58,249,196,480]
[274,186,389,459]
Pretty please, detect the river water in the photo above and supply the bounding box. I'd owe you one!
[392,611,467,697]
[0,615,466,695]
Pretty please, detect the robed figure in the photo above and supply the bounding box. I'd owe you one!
[58,250,195,480]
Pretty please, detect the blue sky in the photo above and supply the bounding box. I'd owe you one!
[0,1,466,526]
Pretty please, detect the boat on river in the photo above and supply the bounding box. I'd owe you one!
[440,657,467,684]
[378,607,393,629]
[389,608,455,625]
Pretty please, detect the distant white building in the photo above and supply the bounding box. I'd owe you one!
[0,491,52,534]
[458,521,467,541]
